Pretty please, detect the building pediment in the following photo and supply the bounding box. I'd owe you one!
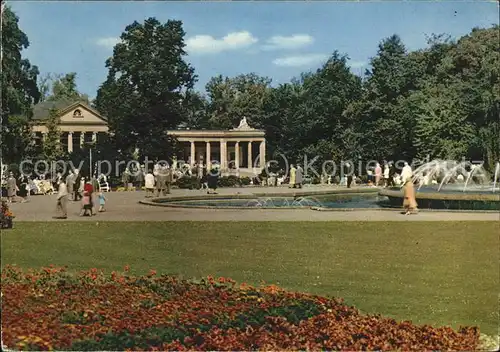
[58,103,107,125]
[32,99,107,125]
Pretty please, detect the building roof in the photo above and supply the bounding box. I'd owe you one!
[32,99,107,121]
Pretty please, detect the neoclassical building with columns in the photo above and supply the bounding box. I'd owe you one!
[31,100,266,174]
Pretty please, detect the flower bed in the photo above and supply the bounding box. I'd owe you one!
[1,200,14,229]
[2,266,480,351]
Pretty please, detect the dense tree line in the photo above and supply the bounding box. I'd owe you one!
[2,6,499,173]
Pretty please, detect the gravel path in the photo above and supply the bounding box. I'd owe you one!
[6,186,499,222]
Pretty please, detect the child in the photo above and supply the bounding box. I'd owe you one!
[98,191,106,212]
[81,191,93,216]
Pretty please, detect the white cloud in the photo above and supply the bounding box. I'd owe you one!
[272,54,328,67]
[185,31,258,54]
[349,61,367,69]
[262,34,314,50]
[95,37,121,48]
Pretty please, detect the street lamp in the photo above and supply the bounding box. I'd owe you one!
[84,141,97,178]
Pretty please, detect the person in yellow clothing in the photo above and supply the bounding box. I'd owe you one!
[289,164,296,188]
[403,177,418,215]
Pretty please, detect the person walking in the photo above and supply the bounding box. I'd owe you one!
[155,167,168,197]
[18,174,29,203]
[66,171,75,200]
[403,176,418,215]
[295,164,303,189]
[145,170,155,197]
[207,166,219,194]
[98,191,107,212]
[135,165,145,189]
[383,163,390,187]
[388,162,396,187]
[53,179,68,219]
[375,163,382,186]
[6,172,17,203]
[84,180,95,213]
[401,162,413,184]
[122,168,131,191]
[80,191,93,216]
[289,164,296,188]
[344,162,354,188]
[165,166,173,194]
[74,170,82,201]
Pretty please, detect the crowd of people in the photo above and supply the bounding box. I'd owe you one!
[1,159,422,217]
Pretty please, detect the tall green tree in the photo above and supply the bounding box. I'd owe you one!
[183,91,209,129]
[1,6,40,163]
[294,52,362,164]
[352,34,417,161]
[42,108,63,162]
[95,17,197,160]
[38,72,90,103]
[205,73,272,129]
[446,27,500,168]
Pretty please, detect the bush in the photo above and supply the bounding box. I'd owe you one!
[218,175,240,187]
[311,176,321,184]
[1,266,481,351]
[176,176,201,189]
[359,175,369,184]
[240,176,251,186]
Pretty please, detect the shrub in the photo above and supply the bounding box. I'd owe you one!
[176,176,201,189]
[218,175,240,187]
[240,176,251,186]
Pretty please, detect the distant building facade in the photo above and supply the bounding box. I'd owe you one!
[30,100,267,172]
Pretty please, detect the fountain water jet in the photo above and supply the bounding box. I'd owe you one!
[493,162,500,192]
[380,159,500,210]
[411,160,493,192]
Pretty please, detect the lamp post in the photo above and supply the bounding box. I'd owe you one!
[85,141,97,178]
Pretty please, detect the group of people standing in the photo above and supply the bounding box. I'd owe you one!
[288,164,304,189]
[144,164,174,197]
[54,169,107,219]
[369,162,397,187]
[3,172,37,203]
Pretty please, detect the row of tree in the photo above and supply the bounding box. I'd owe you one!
[2,6,499,174]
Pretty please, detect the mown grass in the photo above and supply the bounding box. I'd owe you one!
[2,221,498,335]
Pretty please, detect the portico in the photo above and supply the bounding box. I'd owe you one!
[168,118,266,174]
[31,100,108,153]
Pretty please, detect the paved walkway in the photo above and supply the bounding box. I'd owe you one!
[5,186,499,222]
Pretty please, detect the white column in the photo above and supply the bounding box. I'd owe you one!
[247,141,253,169]
[190,141,195,167]
[68,132,73,153]
[92,132,97,143]
[80,132,85,147]
[259,140,266,168]
[206,141,211,170]
[220,139,227,170]
[235,142,240,169]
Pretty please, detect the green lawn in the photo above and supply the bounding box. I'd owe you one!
[2,221,499,335]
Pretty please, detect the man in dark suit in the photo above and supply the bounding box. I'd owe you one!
[388,161,396,187]
[155,166,169,197]
[343,162,354,188]
[73,169,82,201]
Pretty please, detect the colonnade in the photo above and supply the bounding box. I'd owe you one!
[186,139,266,170]
[40,131,98,152]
